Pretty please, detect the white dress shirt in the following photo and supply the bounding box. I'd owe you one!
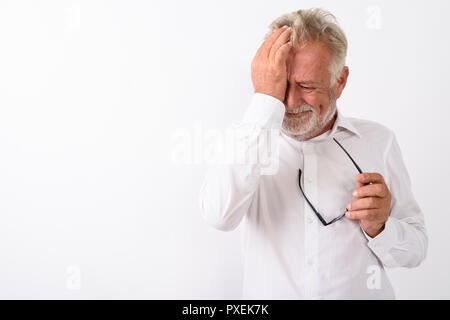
[199,93,428,299]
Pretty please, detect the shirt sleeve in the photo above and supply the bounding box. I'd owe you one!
[198,93,285,231]
[361,133,428,268]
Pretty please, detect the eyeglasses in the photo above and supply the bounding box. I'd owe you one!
[298,138,363,226]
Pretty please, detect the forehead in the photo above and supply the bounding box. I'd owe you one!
[287,41,333,83]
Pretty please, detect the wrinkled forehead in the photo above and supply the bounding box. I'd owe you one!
[287,41,333,82]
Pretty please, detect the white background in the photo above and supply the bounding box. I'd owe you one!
[0,0,449,299]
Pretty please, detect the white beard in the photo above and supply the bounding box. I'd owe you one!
[281,93,337,141]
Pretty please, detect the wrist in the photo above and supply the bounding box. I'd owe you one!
[363,222,385,238]
[254,88,285,103]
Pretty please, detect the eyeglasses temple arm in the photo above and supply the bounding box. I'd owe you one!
[333,138,363,174]
[298,169,328,226]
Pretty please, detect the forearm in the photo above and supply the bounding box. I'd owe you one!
[199,93,285,231]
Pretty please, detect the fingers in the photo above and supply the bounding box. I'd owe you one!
[347,173,391,229]
[352,183,388,199]
[356,173,385,185]
[347,197,381,212]
[251,26,292,102]
[356,180,365,188]
[257,26,289,58]
[345,209,380,220]
[274,41,292,68]
[269,26,292,63]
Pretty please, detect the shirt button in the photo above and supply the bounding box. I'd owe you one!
[307,177,313,183]
[307,258,314,266]
[307,217,313,224]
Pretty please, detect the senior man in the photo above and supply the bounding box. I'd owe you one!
[199,8,427,299]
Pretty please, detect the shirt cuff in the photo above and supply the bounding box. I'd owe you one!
[242,93,285,129]
[360,218,399,267]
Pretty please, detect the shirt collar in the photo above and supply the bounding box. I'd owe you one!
[331,108,361,139]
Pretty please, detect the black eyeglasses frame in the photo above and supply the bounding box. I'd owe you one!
[298,138,363,226]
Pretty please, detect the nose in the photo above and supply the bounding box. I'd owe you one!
[284,83,301,111]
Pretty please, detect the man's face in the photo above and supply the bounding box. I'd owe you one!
[282,41,338,140]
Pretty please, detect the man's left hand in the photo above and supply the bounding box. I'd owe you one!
[346,173,391,238]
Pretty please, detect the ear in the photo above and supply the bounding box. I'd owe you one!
[332,66,349,99]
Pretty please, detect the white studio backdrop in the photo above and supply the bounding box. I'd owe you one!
[0,0,449,299]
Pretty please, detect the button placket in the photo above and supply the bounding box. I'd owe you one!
[302,145,319,298]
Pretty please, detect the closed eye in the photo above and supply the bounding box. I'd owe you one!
[299,85,315,90]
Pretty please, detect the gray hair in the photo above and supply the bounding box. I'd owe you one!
[268,8,348,87]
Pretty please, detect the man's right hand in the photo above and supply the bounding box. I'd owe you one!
[251,25,292,102]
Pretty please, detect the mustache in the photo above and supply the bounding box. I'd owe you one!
[285,105,314,114]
